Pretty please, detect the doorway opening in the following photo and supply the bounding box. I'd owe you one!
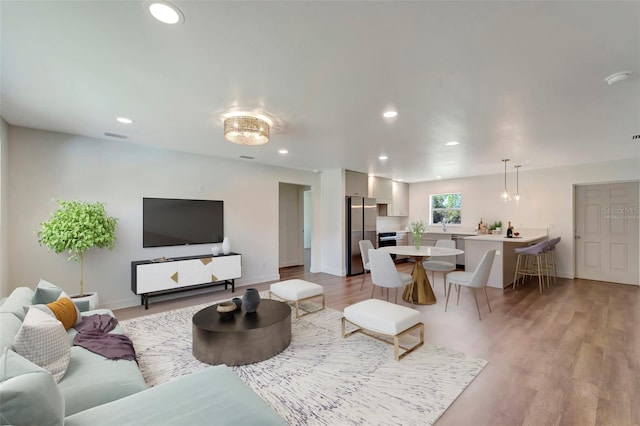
[279,183,312,272]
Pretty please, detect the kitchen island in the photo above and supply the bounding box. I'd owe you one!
[464,231,547,289]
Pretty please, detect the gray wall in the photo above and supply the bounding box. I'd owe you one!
[0,118,8,295]
[6,126,323,308]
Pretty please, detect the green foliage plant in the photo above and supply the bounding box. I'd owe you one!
[407,220,428,249]
[37,200,118,296]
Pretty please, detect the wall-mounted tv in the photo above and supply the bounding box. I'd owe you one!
[143,198,224,248]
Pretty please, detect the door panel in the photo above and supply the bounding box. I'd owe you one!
[575,182,639,285]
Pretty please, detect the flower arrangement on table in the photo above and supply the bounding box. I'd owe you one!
[407,220,427,249]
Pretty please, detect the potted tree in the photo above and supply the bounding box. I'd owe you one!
[37,200,118,307]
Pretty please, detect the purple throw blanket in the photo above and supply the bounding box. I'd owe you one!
[73,314,137,361]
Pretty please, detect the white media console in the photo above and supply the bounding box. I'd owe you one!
[131,253,241,309]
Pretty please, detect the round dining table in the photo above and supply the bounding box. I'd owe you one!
[377,245,464,305]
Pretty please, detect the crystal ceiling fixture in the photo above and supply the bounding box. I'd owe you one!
[223,113,273,146]
[500,159,510,201]
[514,165,522,201]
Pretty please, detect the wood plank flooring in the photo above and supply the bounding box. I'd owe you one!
[114,263,640,426]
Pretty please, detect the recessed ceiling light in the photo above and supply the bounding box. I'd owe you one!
[116,117,133,124]
[148,1,184,24]
[396,179,404,182]
[379,155,388,160]
[435,176,442,179]
[604,71,631,85]
[278,149,288,154]
[382,110,398,118]
[445,141,460,146]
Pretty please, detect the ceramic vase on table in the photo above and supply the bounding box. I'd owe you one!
[242,288,260,313]
[222,237,231,255]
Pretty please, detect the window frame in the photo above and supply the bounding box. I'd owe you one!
[429,192,462,226]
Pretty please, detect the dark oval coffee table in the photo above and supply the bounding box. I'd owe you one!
[192,299,291,366]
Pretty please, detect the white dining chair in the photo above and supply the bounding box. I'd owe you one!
[368,249,412,304]
[445,250,496,320]
[358,240,375,291]
[422,239,456,297]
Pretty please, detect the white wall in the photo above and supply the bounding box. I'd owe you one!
[6,126,322,308]
[320,169,344,276]
[409,158,640,279]
[0,118,9,295]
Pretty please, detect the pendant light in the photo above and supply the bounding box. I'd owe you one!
[500,159,510,200]
[514,165,521,201]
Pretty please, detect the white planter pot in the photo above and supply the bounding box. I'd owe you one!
[71,292,99,310]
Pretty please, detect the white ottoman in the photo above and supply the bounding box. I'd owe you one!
[269,279,325,318]
[342,299,424,361]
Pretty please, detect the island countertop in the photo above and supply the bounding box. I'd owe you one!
[464,233,547,244]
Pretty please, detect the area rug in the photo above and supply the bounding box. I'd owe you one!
[119,297,487,425]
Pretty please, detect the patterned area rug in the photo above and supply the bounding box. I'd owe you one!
[120,296,487,425]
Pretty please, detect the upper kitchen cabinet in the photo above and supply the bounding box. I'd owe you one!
[369,176,393,203]
[345,170,368,197]
[389,181,409,216]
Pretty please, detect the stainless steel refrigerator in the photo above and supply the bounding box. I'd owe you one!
[346,197,377,275]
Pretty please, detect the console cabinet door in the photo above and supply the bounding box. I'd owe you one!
[177,258,215,286]
[210,255,242,281]
[136,262,179,294]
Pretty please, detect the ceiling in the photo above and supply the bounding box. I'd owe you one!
[1,1,639,183]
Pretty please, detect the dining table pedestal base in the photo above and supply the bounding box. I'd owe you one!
[402,256,437,305]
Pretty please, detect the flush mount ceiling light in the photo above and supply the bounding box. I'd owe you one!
[604,71,631,85]
[500,159,511,201]
[514,165,522,201]
[223,113,272,146]
[147,1,184,24]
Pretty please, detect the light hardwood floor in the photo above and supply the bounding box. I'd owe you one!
[114,263,640,426]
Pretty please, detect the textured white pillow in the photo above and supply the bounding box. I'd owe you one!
[12,308,70,383]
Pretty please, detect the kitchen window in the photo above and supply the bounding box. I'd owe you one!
[430,193,462,225]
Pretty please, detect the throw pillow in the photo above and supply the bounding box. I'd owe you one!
[31,278,63,305]
[0,348,64,426]
[12,308,71,383]
[46,297,78,330]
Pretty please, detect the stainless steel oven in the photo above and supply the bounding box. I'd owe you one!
[378,232,397,260]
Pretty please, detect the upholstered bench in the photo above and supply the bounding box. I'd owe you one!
[268,279,325,318]
[342,299,424,361]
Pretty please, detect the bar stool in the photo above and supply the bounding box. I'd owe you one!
[544,237,561,284]
[513,240,549,294]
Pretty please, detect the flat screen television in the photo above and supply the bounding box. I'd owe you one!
[143,198,224,248]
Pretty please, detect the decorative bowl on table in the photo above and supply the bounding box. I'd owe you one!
[216,301,237,319]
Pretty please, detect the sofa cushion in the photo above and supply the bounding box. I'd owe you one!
[0,312,22,352]
[12,308,71,383]
[0,287,35,321]
[64,365,287,426]
[31,279,64,304]
[0,348,65,426]
[58,346,147,416]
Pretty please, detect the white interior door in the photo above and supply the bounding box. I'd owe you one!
[575,181,639,285]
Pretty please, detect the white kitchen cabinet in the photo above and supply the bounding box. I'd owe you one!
[345,170,368,197]
[368,176,393,203]
[389,181,409,216]
[132,253,241,308]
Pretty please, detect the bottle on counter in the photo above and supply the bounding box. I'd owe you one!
[506,221,513,238]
